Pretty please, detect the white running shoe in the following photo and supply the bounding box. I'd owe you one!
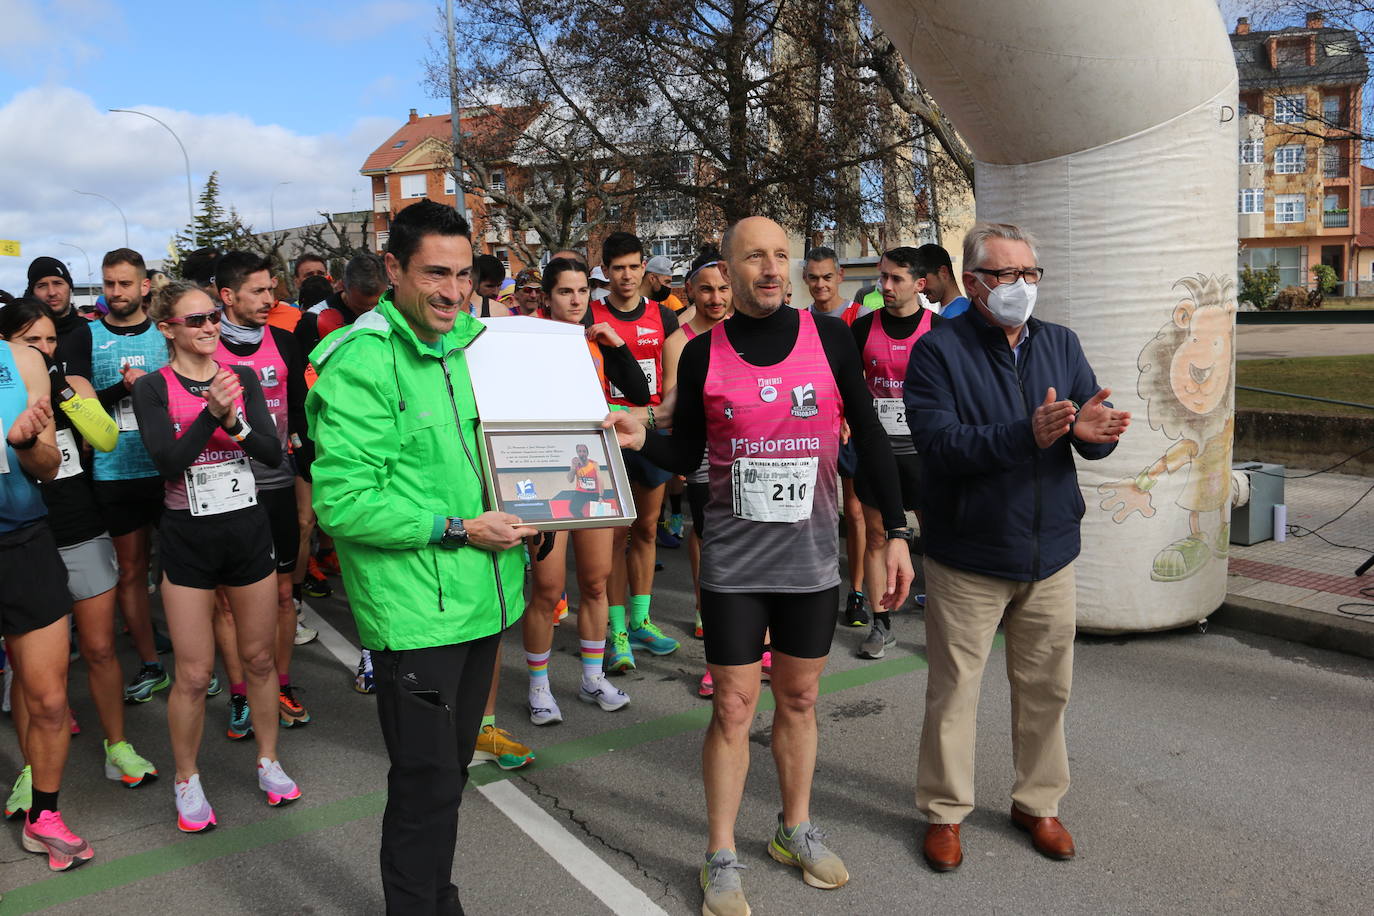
[578,677,631,712]
[294,619,318,646]
[257,758,301,807]
[528,684,564,726]
[175,774,216,833]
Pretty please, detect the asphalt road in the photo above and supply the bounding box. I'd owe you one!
[1237,322,1374,359]
[3,544,1372,915]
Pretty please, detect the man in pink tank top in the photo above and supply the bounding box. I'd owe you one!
[609,217,914,916]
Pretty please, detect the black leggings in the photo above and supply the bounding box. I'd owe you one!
[700,586,838,665]
[686,481,709,538]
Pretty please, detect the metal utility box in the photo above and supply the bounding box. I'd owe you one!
[1230,462,1286,545]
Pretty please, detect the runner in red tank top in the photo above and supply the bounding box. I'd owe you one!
[587,232,681,673]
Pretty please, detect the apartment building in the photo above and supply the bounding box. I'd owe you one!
[1232,12,1368,292]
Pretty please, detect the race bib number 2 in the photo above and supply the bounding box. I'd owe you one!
[731,456,818,523]
[185,458,256,517]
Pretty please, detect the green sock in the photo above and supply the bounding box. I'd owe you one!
[481,714,496,730]
[629,594,651,630]
[608,604,627,635]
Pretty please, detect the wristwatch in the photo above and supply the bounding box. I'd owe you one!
[441,517,469,548]
[885,527,915,542]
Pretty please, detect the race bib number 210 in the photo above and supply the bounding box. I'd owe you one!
[730,456,818,523]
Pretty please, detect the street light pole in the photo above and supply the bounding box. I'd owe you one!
[270,181,292,235]
[75,190,129,248]
[445,0,466,210]
[60,242,92,304]
[109,108,194,227]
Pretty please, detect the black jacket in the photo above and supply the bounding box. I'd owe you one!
[904,307,1116,582]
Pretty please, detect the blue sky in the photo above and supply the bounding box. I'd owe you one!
[0,0,448,291]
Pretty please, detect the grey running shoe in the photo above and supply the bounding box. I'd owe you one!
[767,814,849,889]
[578,678,630,712]
[857,619,895,659]
[701,848,750,916]
[528,684,564,726]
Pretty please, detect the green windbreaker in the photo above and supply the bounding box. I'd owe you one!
[305,297,525,650]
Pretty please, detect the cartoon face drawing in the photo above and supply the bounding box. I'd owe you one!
[1168,300,1233,416]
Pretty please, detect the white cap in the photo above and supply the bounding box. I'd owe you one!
[589,266,607,282]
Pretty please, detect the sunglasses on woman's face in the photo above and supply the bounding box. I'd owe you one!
[164,308,223,329]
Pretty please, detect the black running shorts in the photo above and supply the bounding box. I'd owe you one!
[700,586,839,665]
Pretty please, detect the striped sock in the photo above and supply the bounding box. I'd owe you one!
[580,640,606,684]
[526,649,551,689]
[629,594,651,630]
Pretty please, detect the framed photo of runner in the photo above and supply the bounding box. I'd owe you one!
[478,422,637,531]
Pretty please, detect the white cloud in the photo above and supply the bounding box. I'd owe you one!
[0,0,123,76]
[0,87,392,292]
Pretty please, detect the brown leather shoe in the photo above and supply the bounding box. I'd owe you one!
[922,823,962,871]
[1010,805,1076,859]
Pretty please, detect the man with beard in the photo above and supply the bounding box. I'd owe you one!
[642,254,685,313]
[88,249,171,701]
[213,252,312,734]
[25,256,91,381]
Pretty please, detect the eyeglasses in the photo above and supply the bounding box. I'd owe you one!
[972,267,1045,286]
[163,308,223,328]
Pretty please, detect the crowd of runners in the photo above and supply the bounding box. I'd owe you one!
[1,202,1117,916]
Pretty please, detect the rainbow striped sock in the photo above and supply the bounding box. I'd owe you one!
[580,640,606,684]
[526,650,551,690]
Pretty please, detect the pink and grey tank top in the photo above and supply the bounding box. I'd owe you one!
[215,331,292,489]
[862,308,932,456]
[701,310,841,593]
[158,365,250,512]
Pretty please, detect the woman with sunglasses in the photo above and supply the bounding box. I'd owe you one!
[133,281,301,832]
[1,300,159,834]
[520,258,650,726]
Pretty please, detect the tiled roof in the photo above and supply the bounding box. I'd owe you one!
[360,106,540,174]
[1231,27,1369,89]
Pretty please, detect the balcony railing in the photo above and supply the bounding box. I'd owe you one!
[1322,155,1352,179]
[1323,209,1350,228]
[374,193,390,213]
[376,230,390,248]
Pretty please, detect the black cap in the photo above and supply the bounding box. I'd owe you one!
[25,256,73,295]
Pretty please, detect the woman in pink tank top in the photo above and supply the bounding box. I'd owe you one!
[134,282,302,832]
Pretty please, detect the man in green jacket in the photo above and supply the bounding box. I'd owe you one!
[306,199,533,915]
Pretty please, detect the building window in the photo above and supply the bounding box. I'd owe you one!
[1275,42,1307,68]
[1239,139,1262,163]
[489,170,506,192]
[1361,187,1374,208]
[443,172,456,196]
[400,174,427,198]
[1274,94,1306,124]
[1274,194,1306,224]
[1240,245,1303,287]
[392,140,407,149]
[1273,145,1306,174]
[648,236,694,260]
[1239,188,1264,214]
[494,247,509,270]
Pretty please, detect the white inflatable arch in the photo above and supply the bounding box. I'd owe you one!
[865,0,1239,632]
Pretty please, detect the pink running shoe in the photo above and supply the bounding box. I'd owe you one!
[175,774,216,833]
[22,810,94,871]
[257,758,302,807]
[761,651,773,682]
[698,670,714,698]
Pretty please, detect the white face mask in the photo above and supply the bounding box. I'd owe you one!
[979,276,1037,328]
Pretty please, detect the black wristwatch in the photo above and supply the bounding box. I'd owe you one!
[885,527,914,542]
[441,517,468,548]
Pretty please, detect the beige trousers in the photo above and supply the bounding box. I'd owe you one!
[916,556,1076,823]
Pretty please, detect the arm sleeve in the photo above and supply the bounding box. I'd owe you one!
[234,368,284,467]
[273,328,309,444]
[819,318,905,529]
[132,372,222,479]
[600,342,651,405]
[904,337,1038,476]
[306,347,439,550]
[97,380,129,410]
[1064,330,1119,462]
[639,336,708,475]
[659,304,680,338]
[58,393,118,452]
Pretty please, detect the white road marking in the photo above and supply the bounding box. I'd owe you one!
[303,599,668,915]
[478,780,670,916]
